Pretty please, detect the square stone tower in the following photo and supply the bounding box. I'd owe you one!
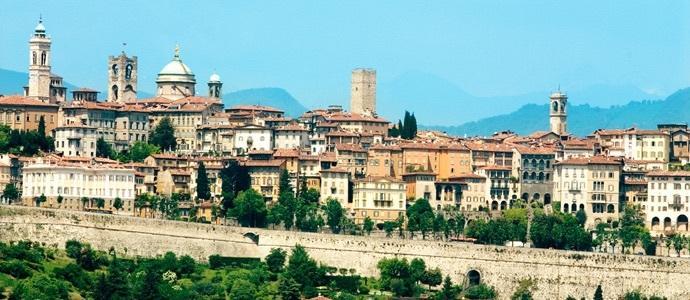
[27,20,52,102]
[108,52,138,103]
[350,68,376,115]
[549,91,568,136]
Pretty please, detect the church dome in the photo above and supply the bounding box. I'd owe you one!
[34,21,46,33]
[209,72,221,83]
[156,45,196,84]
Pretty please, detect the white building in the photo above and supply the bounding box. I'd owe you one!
[320,167,350,208]
[53,125,98,157]
[645,171,690,236]
[21,156,136,215]
[553,156,622,228]
[274,124,309,150]
[594,128,670,164]
[233,124,272,155]
[352,176,406,225]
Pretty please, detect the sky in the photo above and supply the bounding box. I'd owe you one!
[1,1,689,109]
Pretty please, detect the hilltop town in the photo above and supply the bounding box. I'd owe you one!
[0,20,687,250]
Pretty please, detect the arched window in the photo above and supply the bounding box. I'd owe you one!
[530,172,536,180]
[32,51,37,65]
[467,270,481,286]
[552,101,559,113]
[40,51,47,65]
[125,64,133,79]
[112,64,119,75]
[522,172,528,180]
[111,85,119,100]
[607,204,615,213]
[563,203,569,213]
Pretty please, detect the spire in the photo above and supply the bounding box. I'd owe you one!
[34,16,46,34]
[174,43,180,60]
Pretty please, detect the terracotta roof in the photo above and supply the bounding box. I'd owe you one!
[319,152,337,162]
[402,171,437,176]
[151,153,189,160]
[326,112,388,123]
[556,156,622,166]
[479,165,512,171]
[647,170,690,177]
[326,130,358,137]
[244,159,285,167]
[72,87,99,93]
[369,143,402,151]
[464,141,514,152]
[275,124,307,131]
[354,176,404,184]
[0,96,59,107]
[298,155,319,161]
[595,128,668,136]
[320,167,349,173]
[514,145,555,155]
[448,173,486,180]
[335,144,366,152]
[273,148,300,158]
[227,105,284,113]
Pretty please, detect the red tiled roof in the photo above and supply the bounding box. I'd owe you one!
[556,156,622,166]
[227,105,284,113]
[0,95,59,107]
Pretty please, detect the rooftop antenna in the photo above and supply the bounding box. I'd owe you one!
[121,42,127,54]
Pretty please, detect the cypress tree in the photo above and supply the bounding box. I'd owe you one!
[196,161,211,201]
[403,111,411,139]
[150,117,177,151]
[593,284,603,300]
[410,112,417,138]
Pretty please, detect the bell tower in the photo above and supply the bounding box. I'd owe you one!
[27,18,52,102]
[107,52,138,102]
[208,72,222,99]
[350,68,376,115]
[549,91,568,136]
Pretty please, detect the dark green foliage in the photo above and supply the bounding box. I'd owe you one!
[96,137,117,159]
[0,260,32,279]
[219,160,251,215]
[406,198,435,239]
[54,263,92,290]
[594,284,603,300]
[363,216,374,235]
[279,169,293,195]
[121,141,160,163]
[278,275,301,300]
[435,276,459,300]
[377,257,415,297]
[149,117,177,151]
[230,189,267,227]
[324,199,344,234]
[2,183,19,203]
[530,213,592,251]
[466,217,527,245]
[575,210,587,227]
[464,283,497,299]
[196,161,211,200]
[10,274,69,300]
[265,248,287,273]
[286,245,323,292]
[208,255,261,269]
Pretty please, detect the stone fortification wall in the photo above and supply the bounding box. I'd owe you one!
[1,206,689,300]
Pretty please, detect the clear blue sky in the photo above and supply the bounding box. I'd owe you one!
[1,0,688,108]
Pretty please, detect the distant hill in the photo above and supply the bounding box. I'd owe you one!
[377,71,661,126]
[223,88,308,117]
[423,88,690,137]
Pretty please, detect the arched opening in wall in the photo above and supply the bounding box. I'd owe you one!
[664,217,672,231]
[651,217,660,231]
[544,194,551,205]
[607,204,615,213]
[521,193,529,201]
[579,204,585,212]
[563,203,569,213]
[500,201,507,210]
[491,201,498,211]
[532,193,540,202]
[243,232,260,245]
[678,215,688,231]
[467,269,481,286]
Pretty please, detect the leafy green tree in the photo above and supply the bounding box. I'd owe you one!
[219,160,251,215]
[266,248,287,273]
[10,274,69,300]
[295,199,324,232]
[3,183,20,204]
[301,188,320,205]
[363,216,374,235]
[407,198,434,239]
[409,258,426,284]
[377,257,414,296]
[384,221,397,237]
[594,284,603,300]
[231,189,267,227]
[53,262,92,291]
[286,245,321,293]
[125,142,160,162]
[511,278,535,300]
[671,234,686,257]
[95,198,105,209]
[278,192,297,230]
[436,276,459,300]
[278,276,301,300]
[575,210,587,227]
[96,137,117,159]
[196,161,211,201]
[324,199,344,234]
[463,283,497,300]
[228,279,257,300]
[421,267,443,289]
[113,197,123,211]
[149,117,177,151]
[56,195,64,205]
[279,169,293,195]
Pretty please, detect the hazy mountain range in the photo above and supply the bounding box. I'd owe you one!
[2,67,685,137]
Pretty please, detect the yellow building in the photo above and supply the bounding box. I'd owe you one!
[352,176,406,224]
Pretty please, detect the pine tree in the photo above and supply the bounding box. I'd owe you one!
[397,120,404,138]
[37,116,47,151]
[593,284,603,300]
[279,169,293,195]
[196,161,211,201]
[149,117,177,151]
[402,111,411,139]
[410,112,417,138]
